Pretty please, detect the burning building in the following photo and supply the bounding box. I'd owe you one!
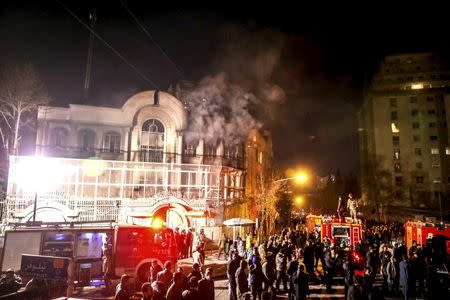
[2,90,272,238]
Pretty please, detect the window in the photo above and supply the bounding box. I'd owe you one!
[395,176,402,186]
[184,144,196,156]
[416,162,423,169]
[432,163,440,168]
[428,109,436,115]
[391,136,399,146]
[394,163,401,173]
[390,98,397,107]
[50,127,68,147]
[429,122,436,128]
[395,190,402,199]
[140,119,165,162]
[446,146,450,155]
[410,96,417,103]
[416,176,424,184]
[414,148,422,156]
[430,136,438,141]
[78,129,96,151]
[411,109,418,116]
[412,122,420,129]
[431,148,439,155]
[393,149,400,160]
[391,111,398,120]
[391,123,399,133]
[426,96,434,102]
[103,132,121,153]
[413,135,420,142]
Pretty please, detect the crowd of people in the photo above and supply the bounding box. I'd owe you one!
[115,261,215,300]
[225,222,449,300]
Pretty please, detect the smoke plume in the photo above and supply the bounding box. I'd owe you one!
[183,26,286,144]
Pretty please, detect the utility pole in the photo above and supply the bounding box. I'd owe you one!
[83,8,97,102]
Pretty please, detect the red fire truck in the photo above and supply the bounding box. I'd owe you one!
[0,221,178,287]
[404,220,450,255]
[306,214,363,249]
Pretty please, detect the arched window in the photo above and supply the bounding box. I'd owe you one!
[50,127,68,147]
[78,129,96,152]
[140,119,164,162]
[103,132,121,153]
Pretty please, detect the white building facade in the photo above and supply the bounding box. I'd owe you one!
[3,91,245,236]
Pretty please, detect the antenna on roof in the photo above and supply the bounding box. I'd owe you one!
[83,8,97,102]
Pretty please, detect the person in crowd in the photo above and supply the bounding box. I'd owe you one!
[198,228,207,259]
[343,254,354,300]
[227,251,241,300]
[235,259,249,298]
[287,254,299,299]
[262,251,276,288]
[198,268,214,300]
[347,275,364,300]
[293,264,310,300]
[115,274,131,300]
[151,281,168,300]
[399,255,409,300]
[218,233,227,260]
[0,268,22,296]
[192,246,204,273]
[303,241,315,274]
[157,261,173,295]
[323,249,334,293]
[141,282,153,300]
[275,247,288,292]
[150,260,163,283]
[386,256,397,295]
[249,261,269,300]
[186,228,194,258]
[181,277,200,300]
[180,229,188,259]
[379,244,391,292]
[187,263,202,281]
[166,272,184,300]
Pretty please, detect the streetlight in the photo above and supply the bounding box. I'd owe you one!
[274,170,309,185]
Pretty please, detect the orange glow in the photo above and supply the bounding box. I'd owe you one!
[294,196,303,205]
[151,217,164,229]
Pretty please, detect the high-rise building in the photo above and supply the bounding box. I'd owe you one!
[359,52,450,219]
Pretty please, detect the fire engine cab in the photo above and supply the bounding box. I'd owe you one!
[306,214,363,249]
[404,220,450,255]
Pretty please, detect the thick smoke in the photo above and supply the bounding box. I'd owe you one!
[183,26,286,144]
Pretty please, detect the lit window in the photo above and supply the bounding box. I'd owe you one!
[394,163,401,173]
[391,123,399,133]
[414,148,422,156]
[413,135,420,142]
[103,132,121,153]
[411,83,423,89]
[392,136,400,146]
[431,148,439,155]
[416,162,423,169]
[446,147,450,155]
[394,149,401,160]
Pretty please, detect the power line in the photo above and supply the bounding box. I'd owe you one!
[119,0,185,78]
[56,0,159,89]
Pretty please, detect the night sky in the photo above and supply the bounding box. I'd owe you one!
[1,1,449,175]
